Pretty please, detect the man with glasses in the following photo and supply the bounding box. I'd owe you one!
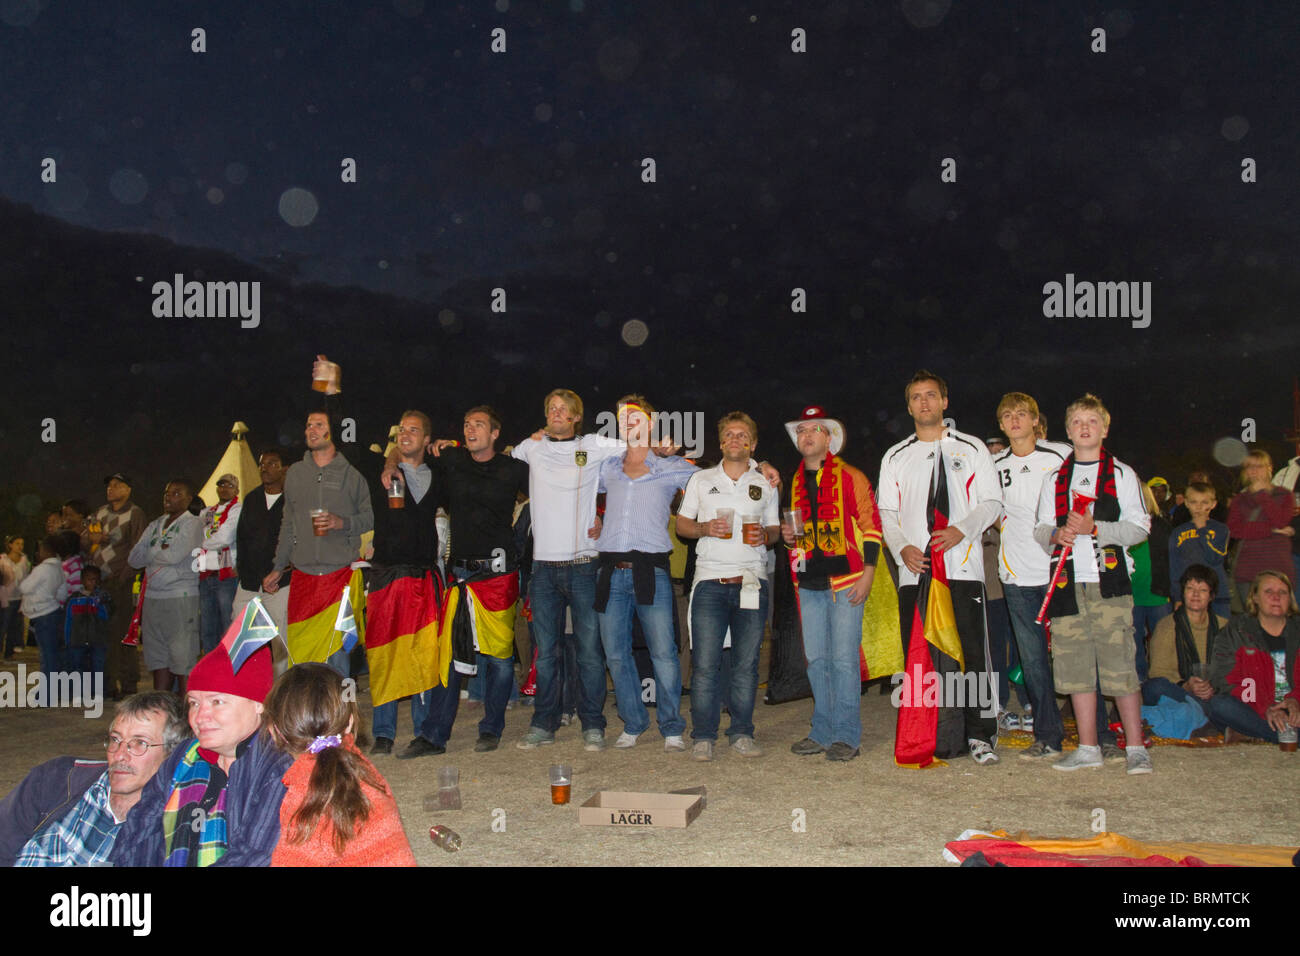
[0,691,187,866]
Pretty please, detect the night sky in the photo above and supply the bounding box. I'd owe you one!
[2,1,1298,530]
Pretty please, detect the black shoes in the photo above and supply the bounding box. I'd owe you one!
[790,737,826,756]
[370,737,394,755]
[396,736,446,759]
[825,742,859,762]
[474,734,500,752]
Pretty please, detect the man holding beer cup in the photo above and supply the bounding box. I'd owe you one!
[675,412,779,761]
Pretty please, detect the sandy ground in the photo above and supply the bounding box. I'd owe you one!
[2,643,1296,868]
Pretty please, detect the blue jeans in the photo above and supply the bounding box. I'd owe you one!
[598,567,684,737]
[1131,602,1172,682]
[1205,693,1278,743]
[32,611,64,689]
[988,595,1028,710]
[689,580,768,741]
[467,652,521,703]
[199,576,239,654]
[797,586,865,748]
[528,561,606,734]
[1141,676,1192,706]
[418,654,516,743]
[372,692,430,742]
[1003,584,1065,749]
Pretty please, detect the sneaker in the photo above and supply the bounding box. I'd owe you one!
[516,728,555,750]
[969,738,1000,765]
[582,729,606,752]
[790,736,826,756]
[474,734,500,752]
[730,735,762,757]
[1021,705,1034,733]
[370,736,394,756]
[664,735,686,752]
[692,740,714,761]
[996,710,1020,732]
[614,731,640,749]
[1053,746,1103,771]
[1125,748,1153,775]
[825,742,860,761]
[1018,740,1062,761]
[1100,741,1126,763]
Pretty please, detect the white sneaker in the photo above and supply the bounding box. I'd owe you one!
[692,740,714,761]
[1053,745,1104,771]
[730,735,763,758]
[614,731,640,749]
[1125,747,1153,775]
[664,735,686,752]
[968,738,1000,765]
[996,710,1020,733]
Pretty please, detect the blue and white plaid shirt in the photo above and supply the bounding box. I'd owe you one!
[16,771,122,866]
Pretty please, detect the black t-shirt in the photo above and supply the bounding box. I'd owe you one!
[435,448,530,563]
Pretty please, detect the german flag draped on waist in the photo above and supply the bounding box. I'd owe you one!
[286,565,367,666]
[438,569,520,684]
[894,448,966,769]
[364,564,443,707]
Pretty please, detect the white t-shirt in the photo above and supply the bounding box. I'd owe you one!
[512,434,624,561]
[678,462,779,581]
[1034,456,1149,582]
[993,441,1072,586]
[877,428,1003,587]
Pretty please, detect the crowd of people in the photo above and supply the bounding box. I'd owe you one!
[2,358,1298,866]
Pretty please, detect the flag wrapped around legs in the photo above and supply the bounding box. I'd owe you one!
[364,565,442,706]
[895,450,966,768]
[286,566,366,665]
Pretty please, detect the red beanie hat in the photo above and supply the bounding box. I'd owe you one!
[187,643,274,703]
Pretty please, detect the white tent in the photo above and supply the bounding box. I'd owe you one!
[197,422,260,508]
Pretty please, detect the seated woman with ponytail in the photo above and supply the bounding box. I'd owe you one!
[264,663,416,866]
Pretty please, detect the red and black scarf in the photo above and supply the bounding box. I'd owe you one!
[1047,448,1132,617]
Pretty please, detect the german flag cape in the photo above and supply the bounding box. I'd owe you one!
[438,571,520,683]
[364,565,443,706]
[895,449,965,768]
[286,566,366,665]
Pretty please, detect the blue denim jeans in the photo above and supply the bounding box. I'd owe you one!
[199,575,239,655]
[1141,676,1192,706]
[32,611,64,690]
[1205,693,1279,743]
[528,561,606,734]
[1003,584,1065,749]
[689,580,768,741]
[797,586,865,748]
[372,692,430,742]
[598,567,684,737]
[467,652,521,703]
[1131,602,1171,682]
[417,654,517,743]
[2,603,22,655]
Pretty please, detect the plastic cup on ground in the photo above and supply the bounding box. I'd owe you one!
[549,764,572,805]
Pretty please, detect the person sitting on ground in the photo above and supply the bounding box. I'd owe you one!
[1206,570,1300,743]
[110,641,291,866]
[0,692,187,866]
[264,663,415,866]
[1168,481,1231,620]
[1142,565,1228,715]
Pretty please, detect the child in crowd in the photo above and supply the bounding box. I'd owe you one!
[264,663,416,866]
[1169,481,1231,620]
[65,564,112,680]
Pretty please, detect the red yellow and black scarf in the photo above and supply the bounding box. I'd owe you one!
[1046,447,1132,617]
